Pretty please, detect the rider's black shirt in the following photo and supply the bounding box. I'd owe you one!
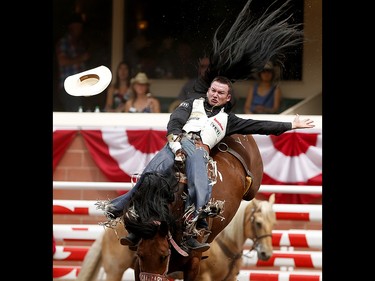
[167,98,292,137]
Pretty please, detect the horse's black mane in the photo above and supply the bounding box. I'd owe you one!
[123,168,180,239]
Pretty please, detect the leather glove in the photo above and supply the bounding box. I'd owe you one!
[167,134,182,153]
[167,134,186,163]
[168,140,182,154]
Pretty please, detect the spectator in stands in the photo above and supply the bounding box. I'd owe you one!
[124,34,153,76]
[174,41,195,79]
[154,36,179,79]
[104,61,132,112]
[55,12,91,112]
[243,61,282,114]
[178,56,210,101]
[123,72,161,113]
[167,55,210,112]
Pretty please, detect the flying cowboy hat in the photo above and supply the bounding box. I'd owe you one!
[64,65,112,96]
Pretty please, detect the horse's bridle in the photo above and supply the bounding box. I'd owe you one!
[139,248,171,281]
[216,206,272,281]
[139,260,170,280]
[248,206,273,251]
[138,231,187,281]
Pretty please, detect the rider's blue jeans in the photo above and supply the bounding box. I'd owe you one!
[107,135,211,218]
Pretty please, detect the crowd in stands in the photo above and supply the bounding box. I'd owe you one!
[54,13,289,114]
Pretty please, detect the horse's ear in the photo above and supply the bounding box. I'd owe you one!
[159,221,169,236]
[269,193,275,205]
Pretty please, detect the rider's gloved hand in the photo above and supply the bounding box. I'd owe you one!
[167,133,186,166]
[168,139,181,153]
[168,134,182,153]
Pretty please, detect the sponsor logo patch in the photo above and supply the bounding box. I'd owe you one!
[179,102,189,108]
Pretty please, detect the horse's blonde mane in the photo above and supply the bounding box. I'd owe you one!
[258,199,276,223]
[217,198,275,247]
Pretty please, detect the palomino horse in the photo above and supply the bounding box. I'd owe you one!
[77,221,134,281]
[77,195,275,281]
[121,134,263,281]
[196,194,276,281]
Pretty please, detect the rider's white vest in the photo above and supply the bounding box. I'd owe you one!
[182,99,228,149]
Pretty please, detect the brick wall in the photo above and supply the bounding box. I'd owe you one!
[53,133,119,225]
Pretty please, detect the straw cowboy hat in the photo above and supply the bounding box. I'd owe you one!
[130,72,150,85]
[263,61,274,70]
[64,65,112,96]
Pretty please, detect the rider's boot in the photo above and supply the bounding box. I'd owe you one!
[185,236,210,252]
[196,218,209,230]
[120,232,141,247]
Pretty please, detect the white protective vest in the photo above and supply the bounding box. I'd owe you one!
[182,99,228,149]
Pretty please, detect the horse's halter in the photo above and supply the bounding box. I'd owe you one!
[139,248,171,281]
[138,231,187,281]
[248,206,273,251]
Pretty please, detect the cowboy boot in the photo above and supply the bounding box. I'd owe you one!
[185,236,210,252]
[196,218,209,230]
[120,232,140,247]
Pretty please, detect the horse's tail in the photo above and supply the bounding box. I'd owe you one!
[76,232,103,281]
[193,0,303,108]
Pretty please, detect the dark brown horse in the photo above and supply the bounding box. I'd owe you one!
[77,195,276,281]
[122,134,263,281]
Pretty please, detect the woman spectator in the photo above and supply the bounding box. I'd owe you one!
[123,72,161,113]
[104,61,132,112]
[244,61,282,114]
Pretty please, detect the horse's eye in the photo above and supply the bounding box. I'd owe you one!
[255,221,262,228]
